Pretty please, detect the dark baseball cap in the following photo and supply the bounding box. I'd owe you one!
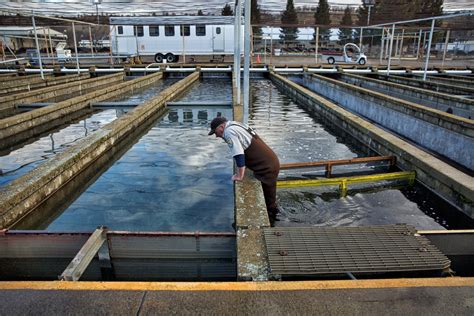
[208,116,228,135]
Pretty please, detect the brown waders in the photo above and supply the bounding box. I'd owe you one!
[244,135,280,214]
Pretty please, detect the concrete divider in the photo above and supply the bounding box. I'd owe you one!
[425,75,474,88]
[374,74,474,96]
[295,73,474,171]
[0,73,123,115]
[341,73,474,119]
[270,71,474,219]
[0,71,200,229]
[0,73,91,96]
[0,72,163,151]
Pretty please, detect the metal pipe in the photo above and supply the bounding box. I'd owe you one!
[233,1,239,84]
[416,29,422,59]
[423,19,435,81]
[72,22,80,75]
[398,29,405,62]
[31,12,45,79]
[379,28,385,65]
[315,27,319,64]
[243,0,251,124]
[236,0,242,105]
[48,28,55,66]
[369,12,473,28]
[387,24,395,75]
[88,26,94,56]
[442,29,450,68]
[359,27,363,49]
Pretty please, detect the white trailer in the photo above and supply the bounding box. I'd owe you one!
[110,16,243,63]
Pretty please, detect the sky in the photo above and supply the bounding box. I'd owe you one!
[0,0,472,15]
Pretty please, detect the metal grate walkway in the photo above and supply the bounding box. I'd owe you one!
[263,225,450,277]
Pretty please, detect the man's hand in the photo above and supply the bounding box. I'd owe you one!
[232,166,246,181]
[232,174,244,181]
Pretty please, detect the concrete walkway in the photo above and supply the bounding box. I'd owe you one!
[1,278,473,315]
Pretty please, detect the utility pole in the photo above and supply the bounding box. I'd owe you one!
[362,0,375,26]
[93,0,102,25]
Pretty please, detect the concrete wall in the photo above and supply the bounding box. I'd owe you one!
[0,72,200,229]
[294,74,474,171]
[339,73,473,119]
[374,74,474,97]
[0,73,122,114]
[270,71,473,219]
[0,72,162,151]
[0,73,91,96]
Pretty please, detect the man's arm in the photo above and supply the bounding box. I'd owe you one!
[232,154,246,181]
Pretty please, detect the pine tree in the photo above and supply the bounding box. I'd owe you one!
[314,0,331,44]
[280,0,299,44]
[416,0,443,26]
[338,6,353,44]
[197,10,204,16]
[222,4,233,16]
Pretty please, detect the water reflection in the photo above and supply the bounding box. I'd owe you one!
[28,79,234,232]
[0,110,119,187]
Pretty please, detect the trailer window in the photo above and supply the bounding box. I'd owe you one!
[149,25,159,37]
[180,25,190,37]
[165,25,175,37]
[216,27,221,35]
[196,25,206,36]
[134,26,144,37]
[117,26,123,35]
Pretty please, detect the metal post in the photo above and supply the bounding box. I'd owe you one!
[315,26,319,64]
[236,0,242,105]
[359,27,363,49]
[423,19,435,81]
[88,26,94,56]
[379,28,385,64]
[43,30,50,59]
[31,12,44,80]
[243,0,251,124]
[398,29,405,62]
[48,28,55,66]
[387,24,395,75]
[264,36,267,64]
[182,25,186,64]
[416,29,422,59]
[234,2,239,85]
[442,29,450,67]
[270,28,273,65]
[367,5,373,26]
[72,22,80,74]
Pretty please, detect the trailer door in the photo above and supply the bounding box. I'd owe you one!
[212,26,225,52]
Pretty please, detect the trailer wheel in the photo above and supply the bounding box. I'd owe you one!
[358,58,366,65]
[165,53,176,63]
[154,53,164,63]
[327,57,335,64]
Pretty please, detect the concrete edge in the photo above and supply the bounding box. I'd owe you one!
[0,277,473,291]
[270,71,474,218]
[0,72,162,143]
[0,72,200,228]
[310,73,474,132]
[0,72,123,108]
[345,72,474,103]
[380,74,474,95]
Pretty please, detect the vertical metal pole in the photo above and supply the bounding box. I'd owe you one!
[367,5,372,26]
[394,34,399,58]
[243,0,251,124]
[88,26,94,56]
[236,0,242,105]
[398,29,405,62]
[72,22,80,74]
[234,2,239,84]
[270,28,273,65]
[315,26,319,64]
[423,19,435,81]
[43,30,50,59]
[416,29,422,59]
[31,12,44,79]
[387,24,395,76]
[442,29,450,67]
[48,28,55,66]
[359,27,363,49]
[379,28,385,65]
[264,36,267,64]
[182,25,186,64]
